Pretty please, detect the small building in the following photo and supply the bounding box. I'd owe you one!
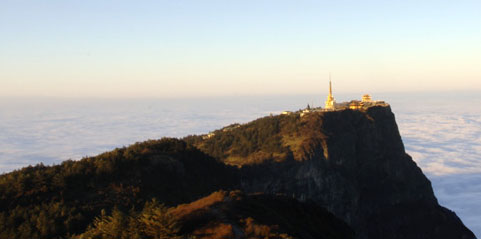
[349,100,363,110]
[300,108,311,117]
[222,123,241,132]
[362,94,372,102]
[202,132,216,139]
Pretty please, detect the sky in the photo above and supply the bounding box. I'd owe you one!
[1,0,480,98]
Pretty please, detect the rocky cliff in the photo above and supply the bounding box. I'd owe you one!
[187,105,475,239]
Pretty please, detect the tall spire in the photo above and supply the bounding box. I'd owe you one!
[329,72,332,95]
[329,78,332,96]
[325,73,336,110]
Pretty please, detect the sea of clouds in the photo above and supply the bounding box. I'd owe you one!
[0,92,480,237]
[387,92,481,237]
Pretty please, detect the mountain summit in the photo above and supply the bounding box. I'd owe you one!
[185,104,475,239]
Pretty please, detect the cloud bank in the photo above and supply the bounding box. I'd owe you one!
[392,95,481,236]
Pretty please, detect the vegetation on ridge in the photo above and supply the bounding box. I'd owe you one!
[0,136,353,239]
[77,190,354,239]
[0,138,238,238]
[184,112,330,166]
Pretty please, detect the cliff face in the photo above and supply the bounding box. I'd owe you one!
[189,106,475,239]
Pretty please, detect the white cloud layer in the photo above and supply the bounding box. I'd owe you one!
[397,111,481,176]
[391,94,481,237]
[0,93,480,236]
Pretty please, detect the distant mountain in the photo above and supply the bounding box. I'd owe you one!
[0,104,475,239]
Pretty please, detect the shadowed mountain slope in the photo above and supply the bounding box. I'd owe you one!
[79,190,354,239]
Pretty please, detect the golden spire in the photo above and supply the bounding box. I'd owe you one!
[329,73,332,96]
[325,73,336,109]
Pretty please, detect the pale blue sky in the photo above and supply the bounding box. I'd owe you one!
[1,0,480,97]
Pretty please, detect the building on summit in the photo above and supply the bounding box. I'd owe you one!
[348,94,373,109]
[295,77,388,116]
[348,101,362,110]
[362,94,372,102]
[323,78,385,111]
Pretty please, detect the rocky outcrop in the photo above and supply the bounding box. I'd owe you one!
[190,106,475,239]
